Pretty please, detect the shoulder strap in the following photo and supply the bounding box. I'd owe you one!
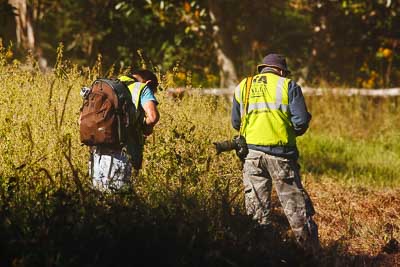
[239,76,253,135]
[243,76,253,116]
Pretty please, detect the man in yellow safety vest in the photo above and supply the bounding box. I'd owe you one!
[232,53,320,253]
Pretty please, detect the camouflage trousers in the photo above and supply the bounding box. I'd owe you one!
[243,149,320,250]
[89,151,133,191]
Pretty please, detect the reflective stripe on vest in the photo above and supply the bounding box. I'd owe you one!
[240,76,287,117]
[118,75,146,110]
[247,102,289,113]
[130,82,145,109]
[239,73,296,147]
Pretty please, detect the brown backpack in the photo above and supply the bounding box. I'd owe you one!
[79,78,135,147]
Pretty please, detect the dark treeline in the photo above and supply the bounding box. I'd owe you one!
[0,0,399,88]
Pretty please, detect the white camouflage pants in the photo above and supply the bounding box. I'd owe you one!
[243,149,320,251]
[89,151,132,191]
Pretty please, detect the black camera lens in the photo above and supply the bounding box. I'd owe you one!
[213,140,237,154]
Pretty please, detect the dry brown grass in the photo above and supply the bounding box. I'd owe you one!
[305,175,400,265]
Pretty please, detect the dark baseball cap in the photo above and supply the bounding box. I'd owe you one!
[257,53,291,74]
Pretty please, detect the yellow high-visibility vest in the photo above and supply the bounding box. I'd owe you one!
[118,75,147,110]
[118,75,147,147]
[235,72,296,146]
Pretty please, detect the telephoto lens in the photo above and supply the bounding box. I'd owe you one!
[213,140,237,154]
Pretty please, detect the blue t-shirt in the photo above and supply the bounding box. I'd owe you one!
[140,85,158,107]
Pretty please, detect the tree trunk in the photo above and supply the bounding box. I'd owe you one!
[8,0,35,50]
[208,1,238,89]
[385,40,397,88]
[0,2,17,44]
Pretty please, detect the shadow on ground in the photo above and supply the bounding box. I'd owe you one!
[0,188,398,267]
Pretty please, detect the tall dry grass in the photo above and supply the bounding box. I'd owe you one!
[0,48,399,266]
[299,94,400,187]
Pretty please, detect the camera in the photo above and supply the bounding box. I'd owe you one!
[80,86,91,99]
[213,135,248,160]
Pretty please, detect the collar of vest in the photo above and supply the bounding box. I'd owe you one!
[118,75,138,85]
[260,67,284,77]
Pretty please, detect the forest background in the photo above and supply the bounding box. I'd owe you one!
[1,0,399,89]
[1,0,400,267]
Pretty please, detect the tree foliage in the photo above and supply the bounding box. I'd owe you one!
[2,0,400,87]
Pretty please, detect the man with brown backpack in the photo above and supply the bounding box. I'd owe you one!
[79,69,160,190]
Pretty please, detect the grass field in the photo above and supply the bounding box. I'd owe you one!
[0,54,399,266]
